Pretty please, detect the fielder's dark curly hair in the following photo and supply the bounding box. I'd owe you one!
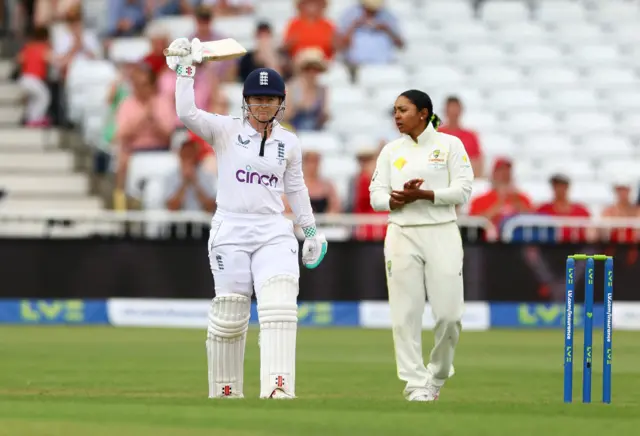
[399,89,442,130]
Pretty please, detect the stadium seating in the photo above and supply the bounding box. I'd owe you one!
[4,0,639,217]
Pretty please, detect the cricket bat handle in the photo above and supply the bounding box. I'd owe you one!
[163,48,190,57]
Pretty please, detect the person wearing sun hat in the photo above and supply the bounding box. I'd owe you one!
[283,47,329,131]
[601,176,640,243]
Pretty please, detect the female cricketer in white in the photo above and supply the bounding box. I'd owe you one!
[370,90,474,402]
[165,37,328,399]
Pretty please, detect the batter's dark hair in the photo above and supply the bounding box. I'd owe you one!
[399,89,442,130]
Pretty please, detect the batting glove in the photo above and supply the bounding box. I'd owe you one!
[301,226,328,269]
[165,37,203,77]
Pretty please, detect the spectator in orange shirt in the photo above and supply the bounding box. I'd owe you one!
[17,26,51,127]
[283,0,336,60]
[468,157,532,227]
[536,173,591,242]
[438,96,484,178]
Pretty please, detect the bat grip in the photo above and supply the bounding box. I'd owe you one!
[163,48,190,57]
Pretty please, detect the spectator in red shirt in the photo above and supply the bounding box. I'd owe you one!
[468,157,532,227]
[142,24,169,75]
[438,96,484,178]
[601,179,640,244]
[17,26,52,127]
[349,144,387,240]
[536,173,591,242]
[186,130,218,175]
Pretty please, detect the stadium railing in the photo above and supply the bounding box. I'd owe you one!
[501,215,640,243]
[0,210,495,242]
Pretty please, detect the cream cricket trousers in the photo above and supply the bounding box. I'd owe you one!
[384,221,464,397]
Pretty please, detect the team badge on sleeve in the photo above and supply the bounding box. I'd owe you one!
[461,154,472,169]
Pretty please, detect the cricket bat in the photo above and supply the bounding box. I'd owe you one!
[163,38,247,62]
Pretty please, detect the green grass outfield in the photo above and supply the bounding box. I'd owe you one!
[0,327,639,436]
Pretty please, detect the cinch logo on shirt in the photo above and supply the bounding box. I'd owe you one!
[235,165,279,187]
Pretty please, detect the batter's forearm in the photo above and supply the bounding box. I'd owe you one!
[176,76,213,142]
[286,188,316,229]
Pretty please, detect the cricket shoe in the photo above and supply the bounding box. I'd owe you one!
[424,384,441,401]
[407,386,440,402]
[268,388,295,399]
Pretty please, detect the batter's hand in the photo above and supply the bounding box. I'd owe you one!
[301,227,328,269]
[165,38,203,73]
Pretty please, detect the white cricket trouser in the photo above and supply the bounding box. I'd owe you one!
[207,210,300,297]
[384,221,464,396]
[18,75,51,122]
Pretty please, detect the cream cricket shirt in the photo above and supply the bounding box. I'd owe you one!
[369,124,474,226]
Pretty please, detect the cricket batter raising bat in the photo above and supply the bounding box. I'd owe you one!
[369,90,474,402]
[165,37,328,399]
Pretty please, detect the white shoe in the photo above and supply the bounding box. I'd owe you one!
[407,389,429,402]
[407,385,441,402]
[268,388,295,399]
[424,384,441,401]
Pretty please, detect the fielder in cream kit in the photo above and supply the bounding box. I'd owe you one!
[370,90,474,402]
[165,38,328,399]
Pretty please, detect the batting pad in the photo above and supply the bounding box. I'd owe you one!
[257,275,299,398]
[206,294,251,398]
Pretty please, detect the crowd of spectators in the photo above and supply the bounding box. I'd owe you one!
[7,0,640,242]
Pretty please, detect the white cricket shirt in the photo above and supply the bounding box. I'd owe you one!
[175,76,310,219]
[369,123,474,226]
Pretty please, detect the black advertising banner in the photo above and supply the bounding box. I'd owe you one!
[0,239,637,302]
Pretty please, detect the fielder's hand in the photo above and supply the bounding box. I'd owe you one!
[165,38,203,77]
[301,227,328,269]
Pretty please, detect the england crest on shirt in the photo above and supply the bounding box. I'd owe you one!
[277,141,286,165]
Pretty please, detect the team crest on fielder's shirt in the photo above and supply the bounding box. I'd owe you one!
[387,260,392,276]
[393,157,407,170]
[428,149,447,168]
